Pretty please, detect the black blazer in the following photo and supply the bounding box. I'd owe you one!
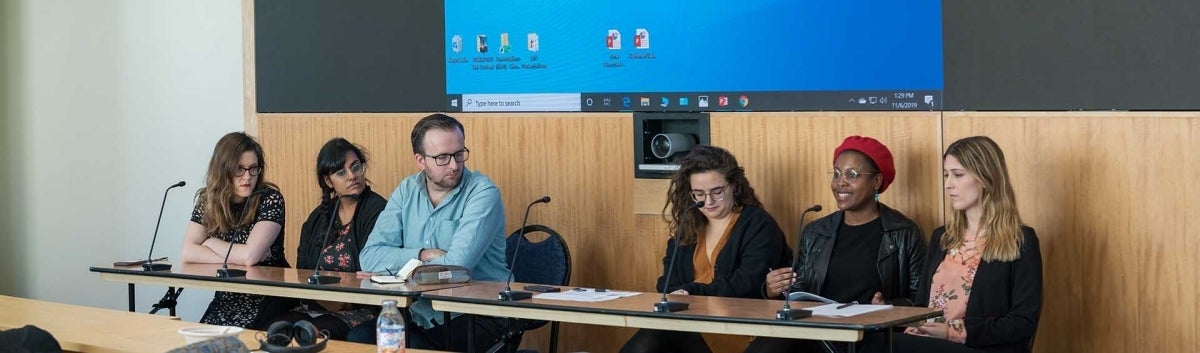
[918,226,1043,353]
[787,203,926,306]
[657,205,791,299]
[296,187,388,272]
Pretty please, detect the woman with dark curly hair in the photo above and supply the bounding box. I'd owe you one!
[620,145,790,353]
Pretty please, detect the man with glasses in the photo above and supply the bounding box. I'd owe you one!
[360,113,512,352]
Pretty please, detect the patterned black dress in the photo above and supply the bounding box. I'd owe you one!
[190,188,292,328]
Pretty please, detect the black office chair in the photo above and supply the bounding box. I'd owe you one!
[496,224,571,353]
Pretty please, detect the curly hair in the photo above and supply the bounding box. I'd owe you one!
[661,145,762,245]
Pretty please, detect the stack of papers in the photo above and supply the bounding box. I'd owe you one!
[807,303,893,317]
[533,288,641,302]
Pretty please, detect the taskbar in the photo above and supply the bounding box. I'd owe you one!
[444,91,942,112]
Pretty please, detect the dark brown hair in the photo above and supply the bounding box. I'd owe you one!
[662,145,762,245]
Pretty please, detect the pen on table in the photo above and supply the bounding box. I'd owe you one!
[837,301,858,310]
[384,268,397,278]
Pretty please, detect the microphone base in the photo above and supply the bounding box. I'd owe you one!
[141,263,172,272]
[497,290,533,301]
[653,301,689,313]
[215,268,246,278]
[307,274,342,285]
[775,308,812,320]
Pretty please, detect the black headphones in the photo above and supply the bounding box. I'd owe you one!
[257,320,329,353]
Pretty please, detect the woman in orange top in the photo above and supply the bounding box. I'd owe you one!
[620,145,790,353]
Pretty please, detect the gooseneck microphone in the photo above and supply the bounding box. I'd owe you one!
[216,189,267,278]
[308,194,358,285]
[498,196,551,301]
[653,200,705,313]
[776,204,823,320]
[143,181,186,271]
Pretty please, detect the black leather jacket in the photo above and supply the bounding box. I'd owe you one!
[783,203,925,306]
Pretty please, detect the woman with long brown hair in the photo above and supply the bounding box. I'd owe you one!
[620,145,790,353]
[181,132,291,329]
[866,136,1043,353]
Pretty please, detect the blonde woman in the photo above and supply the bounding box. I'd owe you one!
[867,136,1043,353]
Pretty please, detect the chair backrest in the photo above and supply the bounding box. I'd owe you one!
[505,224,571,286]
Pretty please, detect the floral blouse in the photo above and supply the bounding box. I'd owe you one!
[294,221,375,328]
[908,234,984,343]
[191,188,288,328]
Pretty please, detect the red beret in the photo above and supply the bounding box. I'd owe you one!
[833,136,896,193]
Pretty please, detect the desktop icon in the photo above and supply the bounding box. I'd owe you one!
[679,97,689,106]
[623,96,632,108]
[527,33,539,52]
[607,29,621,50]
[698,96,710,108]
[476,34,488,53]
[660,97,669,108]
[718,96,729,107]
[499,33,511,54]
[738,95,749,108]
[451,35,463,53]
[640,97,650,107]
[603,97,612,106]
[635,28,650,49]
[450,99,459,107]
[924,95,935,106]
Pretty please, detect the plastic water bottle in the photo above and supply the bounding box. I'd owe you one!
[377,299,405,353]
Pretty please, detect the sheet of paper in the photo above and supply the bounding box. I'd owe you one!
[533,288,641,302]
[807,303,893,317]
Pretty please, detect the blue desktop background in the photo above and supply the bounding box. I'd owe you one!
[445,0,943,94]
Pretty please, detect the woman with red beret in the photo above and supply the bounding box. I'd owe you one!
[746,136,927,353]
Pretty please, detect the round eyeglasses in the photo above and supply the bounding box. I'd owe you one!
[331,162,366,178]
[829,169,877,183]
[690,184,729,202]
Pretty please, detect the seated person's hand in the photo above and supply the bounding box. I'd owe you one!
[871,292,886,305]
[419,248,447,262]
[908,322,949,339]
[355,271,376,279]
[764,267,796,298]
[669,289,689,295]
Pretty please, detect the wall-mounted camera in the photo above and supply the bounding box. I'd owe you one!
[634,113,710,179]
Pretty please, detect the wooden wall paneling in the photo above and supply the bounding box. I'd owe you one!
[944,112,1200,353]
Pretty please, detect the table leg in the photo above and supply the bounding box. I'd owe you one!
[848,341,857,353]
[443,312,451,348]
[127,283,135,312]
[468,314,476,352]
[888,329,895,353]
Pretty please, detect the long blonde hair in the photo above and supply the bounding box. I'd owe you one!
[943,136,1023,262]
[196,132,276,236]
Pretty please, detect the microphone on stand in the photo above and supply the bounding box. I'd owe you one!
[776,204,823,320]
[143,181,186,271]
[216,189,268,278]
[308,194,358,285]
[498,196,551,301]
[653,200,705,313]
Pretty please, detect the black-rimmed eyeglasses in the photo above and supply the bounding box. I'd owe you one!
[233,166,262,177]
[423,148,470,166]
